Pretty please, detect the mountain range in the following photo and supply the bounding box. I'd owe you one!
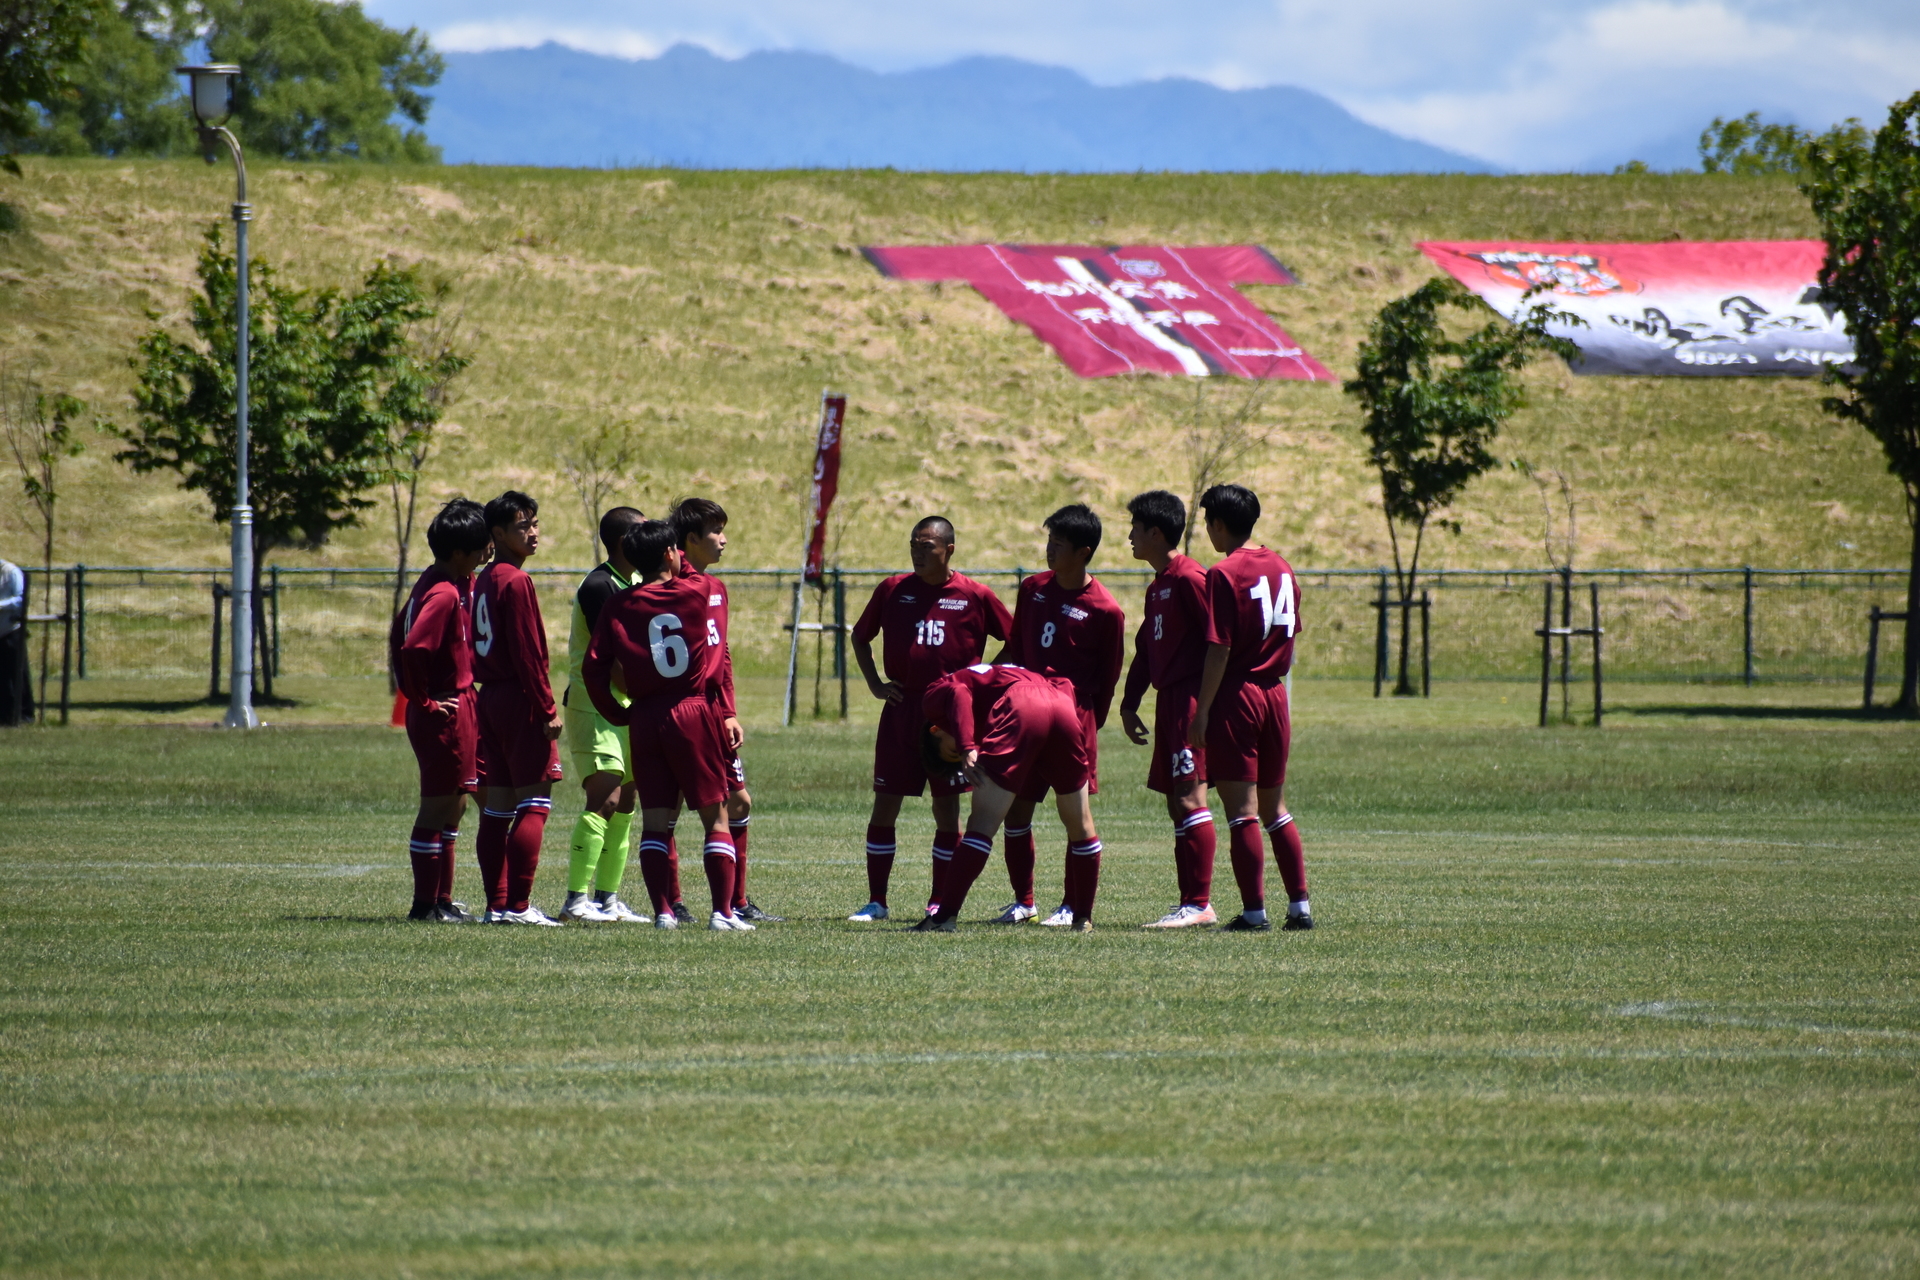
[430,43,1500,174]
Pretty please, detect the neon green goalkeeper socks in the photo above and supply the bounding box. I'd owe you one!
[596,808,633,895]
[566,811,607,894]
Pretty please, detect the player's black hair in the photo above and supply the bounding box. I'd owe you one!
[912,515,956,544]
[484,490,539,533]
[670,497,728,548]
[920,723,963,780]
[1126,490,1186,547]
[599,506,644,559]
[425,498,490,559]
[1199,484,1261,540]
[1044,503,1102,555]
[622,519,678,578]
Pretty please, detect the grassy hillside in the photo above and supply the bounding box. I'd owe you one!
[0,162,1906,572]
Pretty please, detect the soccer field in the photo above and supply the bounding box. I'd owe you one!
[3,683,1917,1277]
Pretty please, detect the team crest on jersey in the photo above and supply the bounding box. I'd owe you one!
[1157,587,1173,600]
[1062,605,1089,621]
[938,598,969,611]
[709,594,722,606]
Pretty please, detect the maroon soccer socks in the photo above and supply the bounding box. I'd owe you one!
[503,796,551,912]
[927,829,960,914]
[729,817,752,913]
[702,832,738,916]
[1266,813,1310,913]
[1003,823,1036,907]
[637,830,675,916]
[1065,837,1102,922]
[407,826,442,911]
[1227,815,1266,913]
[934,832,995,920]
[476,805,514,912]
[1174,808,1215,908]
[864,823,896,906]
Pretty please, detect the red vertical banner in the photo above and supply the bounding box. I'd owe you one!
[802,391,846,582]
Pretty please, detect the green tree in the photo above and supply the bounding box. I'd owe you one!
[1344,278,1580,696]
[30,0,192,157]
[0,0,101,173]
[1799,91,1920,714]
[1,367,86,714]
[117,227,463,685]
[202,0,442,162]
[1699,111,1870,176]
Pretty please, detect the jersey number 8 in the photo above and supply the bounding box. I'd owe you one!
[649,613,689,677]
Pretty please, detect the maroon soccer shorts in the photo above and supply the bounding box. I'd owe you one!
[1147,678,1207,795]
[476,682,563,789]
[631,695,732,811]
[977,683,1091,801]
[873,696,970,798]
[406,688,479,797]
[1204,678,1291,790]
[709,701,747,793]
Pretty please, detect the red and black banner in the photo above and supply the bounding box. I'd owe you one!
[802,392,846,583]
[863,244,1335,381]
[1418,240,1854,376]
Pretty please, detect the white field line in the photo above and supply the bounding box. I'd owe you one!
[1616,1001,1920,1041]
[8,862,382,876]
[1343,831,1866,851]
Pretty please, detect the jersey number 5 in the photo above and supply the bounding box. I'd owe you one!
[1250,573,1297,639]
[473,594,494,657]
[649,614,689,677]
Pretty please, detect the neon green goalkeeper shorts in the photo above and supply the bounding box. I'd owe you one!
[565,700,631,782]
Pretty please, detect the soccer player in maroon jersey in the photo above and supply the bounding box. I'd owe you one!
[389,498,491,922]
[672,497,782,924]
[911,664,1101,932]
[989,504,1125,926]
[472,491,565,925]
[847,516,1012,922]
[581,519,754,930]
[1117,490,1221,928]
[1189,484,1313,932]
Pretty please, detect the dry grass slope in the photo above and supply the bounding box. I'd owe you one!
[0,161,1906,572]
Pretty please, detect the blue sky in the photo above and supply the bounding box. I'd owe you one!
[363,0,1920,170]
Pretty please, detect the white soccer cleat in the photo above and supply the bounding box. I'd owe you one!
[1038,904,1074,927]
[1144,904,1218,929]
[499,906,564,927]
[597,896,650,923]
[560,893,615,923]
[709,911,755,931]
[482,908,509,924]
[654,910,679,930]
[848,902,890,922]
[988,902,1038,924]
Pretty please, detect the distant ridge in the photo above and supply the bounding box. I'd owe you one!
[431,43,1500,174]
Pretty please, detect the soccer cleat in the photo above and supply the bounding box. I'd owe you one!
[1038,904,1074,927]
[1068,917,1094,933]
[905,915,956,933]
[1220,913,1272,932]
[433,903,477,923]
[709,911,755,931]
[736,900,784,923]
[1281,913,1316,931]
[447,900,474,918]
[848,902,890,922]
[499,906,564,927]
[1144,904,1218,929]
[482,908,509,924]
[988,902,1039,925]
[561,892,616,923]
[596,896,650,923]
[407,902,435,921]
[671,901,696,925]
[654,910,679,930]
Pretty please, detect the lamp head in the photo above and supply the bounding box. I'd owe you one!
[176,64,240,126]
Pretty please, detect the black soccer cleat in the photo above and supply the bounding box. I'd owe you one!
[434,902,477,923]
[407,902,435,921]
[736,900,785,923]
[905,915,957,933]
[1220,913,1272,932]
[1281,913,1315,931]
[671,901,695,925]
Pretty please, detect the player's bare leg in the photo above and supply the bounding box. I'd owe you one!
[993,795,1041,923]
[912,779,1015,931]
[1146,778,1217,928]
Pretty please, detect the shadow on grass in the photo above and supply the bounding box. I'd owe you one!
[69,693,305,714]
[1619,703,1914,721]
[282,915,405,924]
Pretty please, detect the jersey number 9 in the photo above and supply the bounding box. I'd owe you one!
[473,595,494,657]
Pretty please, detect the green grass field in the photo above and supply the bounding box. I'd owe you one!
[4,681,1916,1277]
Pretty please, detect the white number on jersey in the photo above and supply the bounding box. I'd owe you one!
[1040,620,1057,648]
[1249,573,1297,640]
[648,613,690,677]
[473,594,494,657]
[916,618,947,647]
[1153,614,1164,641]
[706,618,722,647]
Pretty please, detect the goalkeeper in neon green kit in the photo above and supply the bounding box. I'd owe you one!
[558,505,651,923]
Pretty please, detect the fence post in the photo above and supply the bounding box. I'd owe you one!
[1590,581,1603,728]
[59,570,72,726]
[782,578,802,727]
[270,564,281,683]
[209,582,225,701]
[1373,570,1388,698]
[257,573,273,700]
[1864,606,1881,709]
[1558,566,1572,723]
[833,568,848,720]
[74,563,85,679]
[1420,589,1431,697]
[1539,577,1553,728]
[1742,565,1755,686]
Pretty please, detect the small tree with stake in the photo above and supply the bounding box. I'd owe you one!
[1799,90,1920,715]
[1345,278,1580,695]
[2,368,85,715]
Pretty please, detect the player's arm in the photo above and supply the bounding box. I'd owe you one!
[851,583,901,703]
[992,581,1029,666]
[1089,603,1125,729]
[399,587,458,714]
[983,585,1013,644]
[1190,644,1230,748]
[1191,567,1238,747]
[581,609,632,727]
[508,577,561,733]
[1119,614,1151,745]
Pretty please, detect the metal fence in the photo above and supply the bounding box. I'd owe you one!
[23,563,1911,692]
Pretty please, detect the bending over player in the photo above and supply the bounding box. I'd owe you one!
[673,497,781,923]
[846,516,1011,922]
[1118,490,1220,928]
[581,519,755,931]
[910,664,1102,932]
[989,504,1124,926]
[390,498,491,922]
[1189,484,1313,932]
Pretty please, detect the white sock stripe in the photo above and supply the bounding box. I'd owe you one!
[408,841,440,852]
[931,847,955,862]
[482,808,516,819]
[638,838,670,852]
[960,834,993,856]
[1267,813,1295,830]
[1228,816,1259,828]
[729,817,751,829]
[1069,840,1103,855]
[1176,811,1214,830]
[516,798,552,812]
[438,829,459,838]
[865,842,897,855]
[1005,824,1033,837]
[703,840,736,859]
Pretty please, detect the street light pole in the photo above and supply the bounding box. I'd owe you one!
[178,64,257,728]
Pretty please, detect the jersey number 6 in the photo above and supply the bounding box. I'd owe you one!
[649,613,689,677]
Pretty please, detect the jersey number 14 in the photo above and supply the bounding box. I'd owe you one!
[1250,573,1297,639]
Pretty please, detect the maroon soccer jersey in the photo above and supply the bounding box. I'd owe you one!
[1204,546,1300,685]
[682,566,737,718]
[580,575,717,723]
[921,663,1073,755]
[852,571,1011,695]
[1120,552,1211,708]
[389,565,473,701]
[472,562,558,720]
[1000,571,1126,726]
